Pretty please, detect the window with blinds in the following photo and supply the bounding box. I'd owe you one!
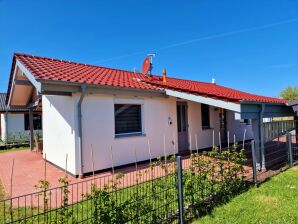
[114,104,142,135]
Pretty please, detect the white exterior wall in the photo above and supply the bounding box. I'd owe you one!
[42,93,178,175]
[42,95,78,175]
[81,94,178,174]
[187,102,253,150]
[42,93,254,176]
[187,101,221,149]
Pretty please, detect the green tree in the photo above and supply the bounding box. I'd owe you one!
[279,86,298,100]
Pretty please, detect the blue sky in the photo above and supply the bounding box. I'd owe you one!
[0,0,297,97]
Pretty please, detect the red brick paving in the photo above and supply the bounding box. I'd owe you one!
[0,150,112,198]
[0,150,177,206]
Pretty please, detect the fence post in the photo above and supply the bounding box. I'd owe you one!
[177,156,184,224]
[251,140,258,187]
[287,132,293,167]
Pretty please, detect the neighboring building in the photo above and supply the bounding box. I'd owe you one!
[5,53,294,177]
[0,93,42,143]
[288,100,298,134]
[288,100,298,116]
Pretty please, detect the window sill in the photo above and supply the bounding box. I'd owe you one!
[115,133,146,139]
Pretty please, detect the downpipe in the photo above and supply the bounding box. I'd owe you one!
[78,83,87,178]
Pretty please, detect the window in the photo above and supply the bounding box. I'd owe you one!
[177,105,181,132]
[114,104,142,136]
[240,119,250,125]
[201,104,210,129]
[219,108,226,129]
[24,114,42,130]
[177,103,187,133]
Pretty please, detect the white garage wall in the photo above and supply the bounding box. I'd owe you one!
[81,94,178,174]
[42,95,78,175]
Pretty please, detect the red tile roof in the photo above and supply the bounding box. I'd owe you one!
[14,53,158,90]
[7,53,287,104]
[144,76,287,103]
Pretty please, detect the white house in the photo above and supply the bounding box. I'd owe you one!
[5,53,293,177]
[0,93,42,143]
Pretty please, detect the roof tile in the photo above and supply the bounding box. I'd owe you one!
[8,53,287,104]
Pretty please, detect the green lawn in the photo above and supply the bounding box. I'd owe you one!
[0,147,29,154]
[193,166,298,224]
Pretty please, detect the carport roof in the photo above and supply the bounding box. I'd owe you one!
[6,53,287,105]
[0,93,27,112]
[0,93,41,112]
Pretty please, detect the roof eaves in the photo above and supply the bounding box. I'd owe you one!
[239,100,287,105]
[5,55,17,104]
[146,82,241,103]
[288,100,298,106]
[38,79,166,95]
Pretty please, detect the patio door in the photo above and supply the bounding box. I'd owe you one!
[177,102,189,152]
[219,108,227,145]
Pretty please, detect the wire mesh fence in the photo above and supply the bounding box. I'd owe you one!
[180,142,251,221]
[0,134,296,223]
[250,132,296,186]
[0,156,180,223]
[0,144,250,224]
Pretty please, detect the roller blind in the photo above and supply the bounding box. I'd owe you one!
[115,104,142,135]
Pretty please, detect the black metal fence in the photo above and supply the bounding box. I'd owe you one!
[0,142,252,224]
[0,135,296,224]
[250,132,297,186]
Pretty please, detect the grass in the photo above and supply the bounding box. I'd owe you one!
[193,166,298,224]
[0,147,29,154]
